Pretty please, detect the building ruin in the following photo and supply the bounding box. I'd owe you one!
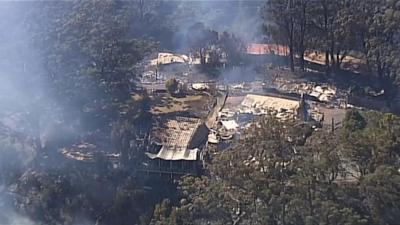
[142,116,209,176]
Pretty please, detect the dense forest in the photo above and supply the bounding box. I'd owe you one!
[0,1,399,225]
[153,110,400,225]
[264,0,400,81]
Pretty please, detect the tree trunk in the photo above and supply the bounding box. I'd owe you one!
[299,0,307,71]
[325,50,330,75]
[288,0,295,72]
[289,45,295,72]
[300,50,305,71]
[330,41,336,72]
[200,49,205,65]
[289,21,295,71]
[139,0,145,21]
[336,51,341,71]
[308,180,313,215]
[376,54,384,78]
[323,1,330,76]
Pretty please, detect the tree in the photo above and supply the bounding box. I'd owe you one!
[165,78,181,96]
[111,120,134,167]
[131,0,176,49]
[359,0,400,81]
[264,0,296,71]
[111,94,151,168]
[218,31,245,67]
[156,116,354,225]
[187,22,219,65]
[154,113,400,224]
[30,0,157,131]
[0,2,159,224]
[293,0,311,71]
[307,0,350,74]
[341,110,400,177]
[361,166,400,225]
[263,0,400,86]
[343,109,367,132]
[341,110,376,177]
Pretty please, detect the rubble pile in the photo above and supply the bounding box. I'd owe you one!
[60,143,119,163]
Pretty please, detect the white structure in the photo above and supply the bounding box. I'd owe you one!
[221,120,239,131]
[309,86,337,102]
[150,53,189,66]
[240,94,300,115]
[192,83,209,91]
[146,147,198,161]
[146,117,208,161]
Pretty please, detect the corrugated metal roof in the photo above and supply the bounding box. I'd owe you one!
[145,147,198,161]
[147,117,203,161]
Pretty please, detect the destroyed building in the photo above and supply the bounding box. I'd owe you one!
[149,52,190,66]
[209,94,312,147]
[240,94,300,119]
[144,116,209,176]
[59,143,120,170]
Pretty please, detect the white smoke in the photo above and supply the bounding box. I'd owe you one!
[0,187,35,225]
[170,0,264,51]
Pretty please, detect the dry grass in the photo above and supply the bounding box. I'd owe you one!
[224,96,245,110]
[304,52,364,66]
[150,94,210,115]
[317,106,347,126]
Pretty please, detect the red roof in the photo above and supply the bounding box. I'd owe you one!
[246,43,288,56]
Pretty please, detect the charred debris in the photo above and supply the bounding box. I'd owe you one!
[59,41,354,177]
[56,27,390,178]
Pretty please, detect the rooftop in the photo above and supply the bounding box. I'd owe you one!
[145,147,198,161]
[148,116,205,161]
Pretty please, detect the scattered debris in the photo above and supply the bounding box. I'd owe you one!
[60,143,119,163]
[240,94,299,116]
[309,85,337,102]
[220,120,239,131]
[149,53,189,66]
[208,131,219,144]
[192,83,209,91]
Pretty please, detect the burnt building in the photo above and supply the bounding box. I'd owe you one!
[143,116,209,176]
